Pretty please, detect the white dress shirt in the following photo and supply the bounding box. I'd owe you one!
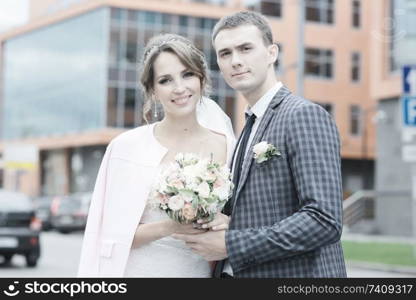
[231,82,283,176]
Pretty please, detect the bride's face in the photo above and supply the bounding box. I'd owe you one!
[152,51,202,118]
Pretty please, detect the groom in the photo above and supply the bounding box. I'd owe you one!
[173,11,347,278]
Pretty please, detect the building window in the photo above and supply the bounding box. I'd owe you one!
[109,27,121,65]
[126,28,138,64]
[316,102,333,115]
[107,88,118,127]
[245,0,282,18]
[191,0,225,5]
[389,0,398,72]
[350,105,361,135]
[124,89,136,128]
[352,0,361,28]
[305,48,334,79]
[305,0,334,24]
[144,11,158,24]
[197,18,216,30]
[110,8,122,21]
[351,52,361,82]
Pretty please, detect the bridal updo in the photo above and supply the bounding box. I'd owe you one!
[139,33,211,122]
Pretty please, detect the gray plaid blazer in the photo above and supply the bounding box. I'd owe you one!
[225,86,347,278]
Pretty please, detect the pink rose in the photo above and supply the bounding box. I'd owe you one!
[169,178,185,190]
[213,176,225,189]
[182,203,197,220]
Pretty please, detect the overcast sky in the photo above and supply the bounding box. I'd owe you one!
[0,0,29,33]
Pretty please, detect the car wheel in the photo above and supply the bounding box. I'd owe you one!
[3,254,13,264]
[25,253,38,267]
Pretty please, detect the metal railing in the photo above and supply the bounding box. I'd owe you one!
[343,190,376,228]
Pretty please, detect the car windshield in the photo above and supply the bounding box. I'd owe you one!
[59,198,82,211]
[0,192,32,211]
[38,201,51,209]
[35,197,53,209]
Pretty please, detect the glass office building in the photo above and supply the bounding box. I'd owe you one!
[3,9,108,139]
[1,4,235,194]
[2,0,397,199]
[2,6,234,140]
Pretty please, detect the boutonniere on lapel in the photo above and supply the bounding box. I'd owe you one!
[253,141,281,164]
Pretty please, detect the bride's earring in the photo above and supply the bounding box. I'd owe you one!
[153,100,159,119]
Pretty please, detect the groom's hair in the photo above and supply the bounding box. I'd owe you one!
[212,11,273,48]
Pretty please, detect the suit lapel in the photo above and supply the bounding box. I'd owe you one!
[231,86,291,212]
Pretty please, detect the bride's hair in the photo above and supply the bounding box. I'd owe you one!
[139,33,211,123]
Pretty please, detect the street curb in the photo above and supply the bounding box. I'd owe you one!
[346,261,416,276]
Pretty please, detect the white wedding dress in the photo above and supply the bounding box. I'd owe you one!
[123,168,211,278]
[123,97,235,278]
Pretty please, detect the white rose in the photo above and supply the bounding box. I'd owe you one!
[196,181,210,198]
[179,191,194,203]
[184,153,199,162]
[213,181,231,200]
[183,160,207,179]
[186,178,200,191]
[253,141,269,156]
[161,163,180,180]
[208,203,218,214]
[172,179,185,190]
[195,159,209,174]
[202,169,217,182]
[174,153,185,162]
[183,164,198,179]
[168,195,185,211]
[159,180,169,194]
[219,165,231,181]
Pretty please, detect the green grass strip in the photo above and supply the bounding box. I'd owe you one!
[342,240,416,267]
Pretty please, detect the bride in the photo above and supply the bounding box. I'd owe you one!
[77,34,235,277]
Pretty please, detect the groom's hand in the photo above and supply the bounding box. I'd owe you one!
[172,230,228,261]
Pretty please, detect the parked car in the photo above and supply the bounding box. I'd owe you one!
[33,196,55,231]
[0,189,41,267]
[50,193,91,234]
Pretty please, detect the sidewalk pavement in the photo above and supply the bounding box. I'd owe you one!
[342,233,416,277]
[347,264,416,277]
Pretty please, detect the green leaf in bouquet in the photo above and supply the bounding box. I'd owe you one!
[166,185,178,194]
[179,189,196,202]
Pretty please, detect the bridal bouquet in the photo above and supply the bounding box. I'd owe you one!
[150,153,233,224]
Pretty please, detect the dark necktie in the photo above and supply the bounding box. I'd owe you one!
[213,113,256,278]
[223,113,256,215]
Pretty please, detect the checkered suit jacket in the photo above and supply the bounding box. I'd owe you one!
[224,86,347,278]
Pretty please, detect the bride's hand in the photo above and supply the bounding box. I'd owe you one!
[197,212,229,231]
[170,220,206,235]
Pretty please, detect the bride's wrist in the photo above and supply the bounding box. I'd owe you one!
[162,219,177,236]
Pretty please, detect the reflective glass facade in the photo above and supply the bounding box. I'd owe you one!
[107,8,234,127]
[3,8,108,139]
[2,6,234,139]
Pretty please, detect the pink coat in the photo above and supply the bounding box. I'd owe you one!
[78,100,235,277]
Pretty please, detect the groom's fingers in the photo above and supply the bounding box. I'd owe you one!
[201,220,228,230]
[211,223,228,231]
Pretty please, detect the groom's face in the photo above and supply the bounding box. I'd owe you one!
[214,25,276,96]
